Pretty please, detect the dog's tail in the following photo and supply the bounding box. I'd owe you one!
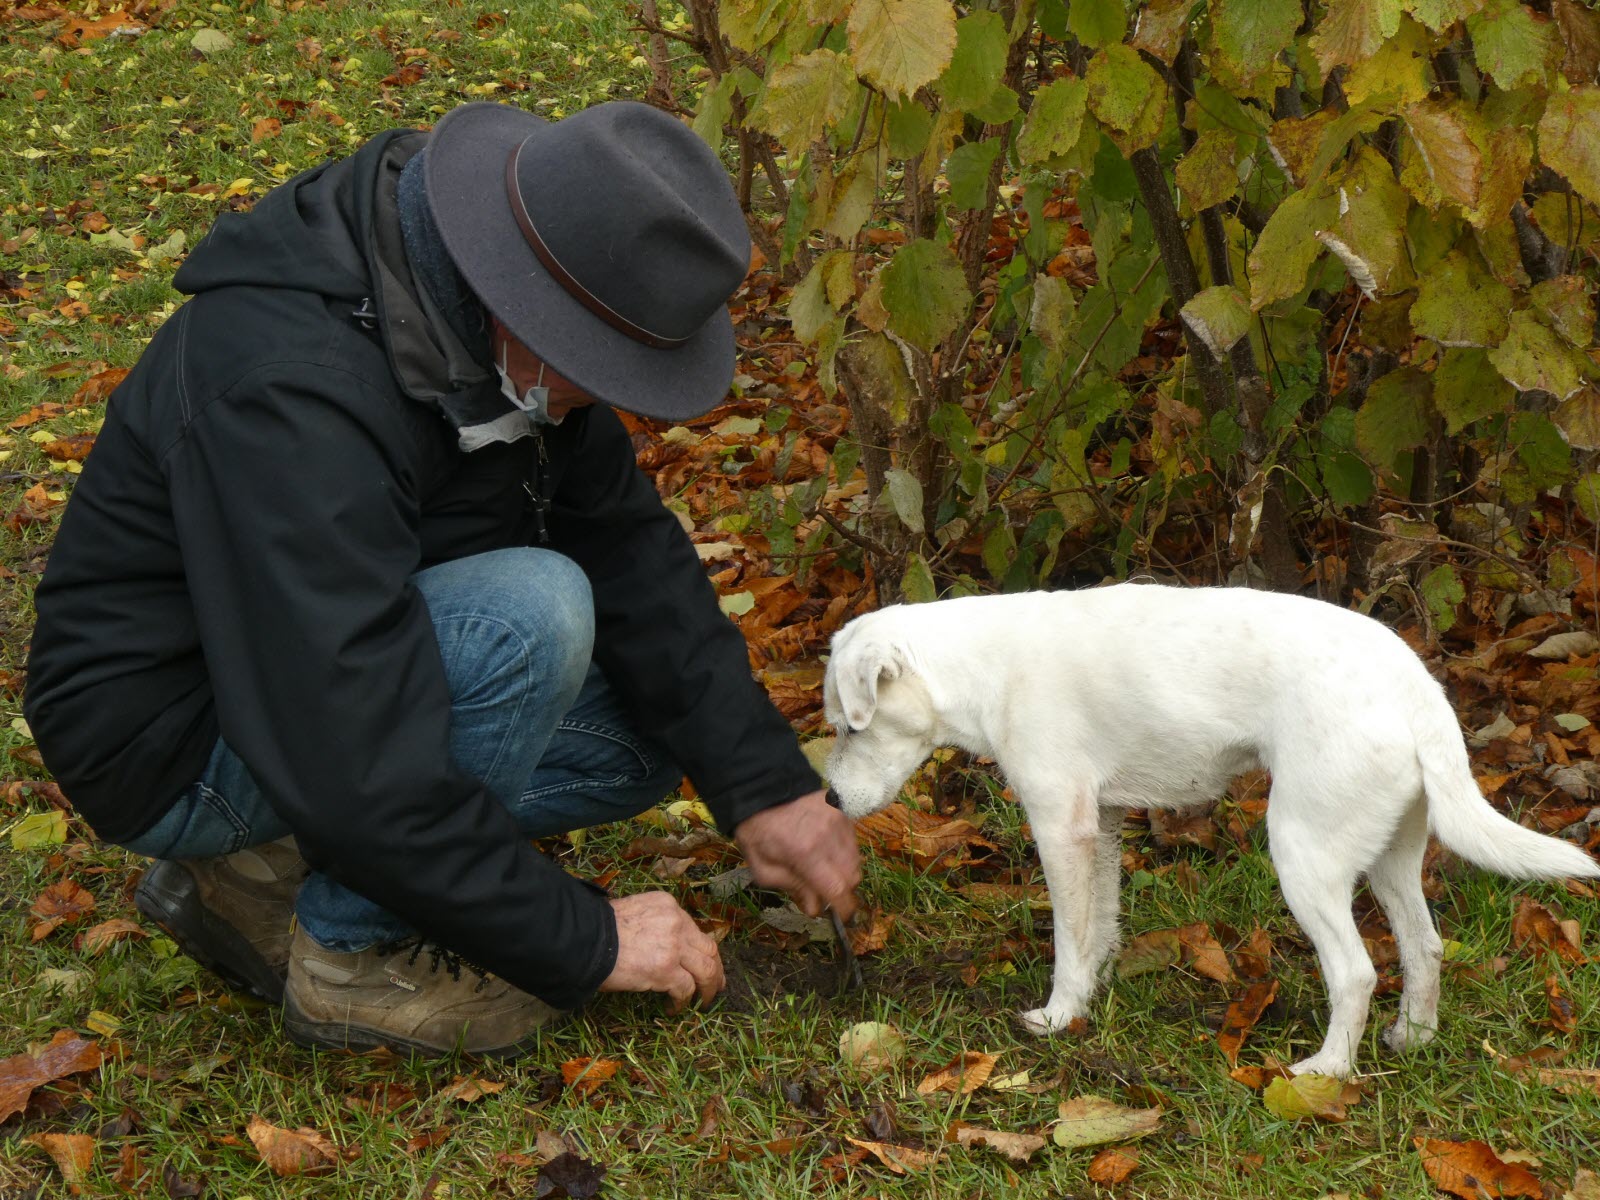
[1411,677,1600,880]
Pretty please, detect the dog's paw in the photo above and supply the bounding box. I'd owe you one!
[1016,1007,1085,1037]
[1288,1052,1354,1079]
[1382,1018,1437,1053]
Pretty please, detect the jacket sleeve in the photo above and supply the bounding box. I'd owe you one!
[548,405,821,832]
[163,364,617,1009]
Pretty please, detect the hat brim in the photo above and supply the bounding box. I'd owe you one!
[424,102,736,423]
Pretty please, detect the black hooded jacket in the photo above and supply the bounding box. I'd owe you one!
[23,128,820,1009]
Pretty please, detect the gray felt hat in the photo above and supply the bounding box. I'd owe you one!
[424,100,750,422]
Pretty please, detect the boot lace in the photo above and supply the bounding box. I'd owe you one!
[375,937,493,994]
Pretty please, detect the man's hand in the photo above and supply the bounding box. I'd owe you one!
[735,788,862,921]
[598,891,724,1011]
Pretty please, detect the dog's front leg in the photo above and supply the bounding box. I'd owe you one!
[1017,786,1102,1036]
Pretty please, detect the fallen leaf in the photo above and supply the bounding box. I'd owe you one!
[24,1132,96,1187]
[246,1115,350,1177]
[1087,1145,1141,1184]
[534,1150,607,1198]
[81,917,147,955]
[1052,1095,1162,1149]
[30,878,96,941]
[1511,896,1586,964]
[953,1125,1046,1164]
[1262,1073,1358,1121]
[916,1051,998,1095]
[437,1075,505,1103]
[251,117,282,142]
[844,1137,940,1173]
[161,1159,203,1197]
[1179,923,1236,983]
[1485,1041,1600,1094]
[1218,979,1279,1066]
[1415,1137,1544,1199]
[559,1057,619,1098]
[0,1030,107,1123]
[1116,928,1181,977]
[840,1022,907,1070]
[1545,974,1577,1034]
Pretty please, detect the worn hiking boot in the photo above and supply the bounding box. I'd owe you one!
[133,837,308,1003]
[282,925,560,1057]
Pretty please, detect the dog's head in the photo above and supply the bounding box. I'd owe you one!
[822,612,939,818]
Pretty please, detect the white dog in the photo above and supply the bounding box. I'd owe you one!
[823,584,1599,1077]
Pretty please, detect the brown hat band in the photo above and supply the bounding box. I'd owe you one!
[503,142,690,350]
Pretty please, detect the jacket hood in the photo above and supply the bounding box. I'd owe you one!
[172,130,509,437]
[172,131,410,302]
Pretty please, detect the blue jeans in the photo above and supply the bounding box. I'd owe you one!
[123,547,682,951]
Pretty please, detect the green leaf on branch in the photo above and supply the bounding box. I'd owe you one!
[718,0,787,51]
[1433,347,1515,433]
[901,553,938,603]
[884,468,926,535]
[1400,100,1483,211]
[936,11,1009,112]
[1246,186,1339,310]
[1017,77,1090,167]
[1086,45,1168,152]
[1467,0,1558,90]
[981,519,1018,581]
[1575,472,1600,523]
[1069,0,1125,48]
[1309,0,1403,75]
[1175,128,1240,212]
[1131,0,1197,63]
[819,156,879,242]
[750,49,860,155]
[1530,275,1597,347]
[1029,274,1078,359]
[880,238,972,350]
[946,139,1002,211]
[1410,250,1511,347]
[1489,310,1587,399]
[1511,410,1576,492]
[1345,15,1432,105]
[1408,0,1486,32]
[1554,387,1600,451]
[1355,367,1433,476]
[789,254,839,344]
[692,74,736,147]
[1317,147,1412,298]
[886,96,934,157]
[822,250,857,309]
[1318,408,1376,507]
[1179,285,1252,361]
[1466,123,1532,229]
[1537,85,1600,208]
[847,0,957,101]
[1420,564,1466,633]
[843,332,916,421]
[1208,0,1301,93]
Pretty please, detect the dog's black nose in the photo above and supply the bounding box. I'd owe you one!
[825,787,843,810]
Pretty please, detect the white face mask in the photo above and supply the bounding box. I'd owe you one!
[495,342,563,426]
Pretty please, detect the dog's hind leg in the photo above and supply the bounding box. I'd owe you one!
[1017,786,1103,1036]
[1268,811,1376,1078]
[1367,796,1442,1053]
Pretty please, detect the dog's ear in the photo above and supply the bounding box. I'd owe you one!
[835,635,903,731]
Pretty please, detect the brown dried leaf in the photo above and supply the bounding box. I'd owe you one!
[1218,979,1278,1067]
[80,917,147,955]
[1087,1145,1141,1184]
[245,1115,349,1177]
[1178,923,1236,984]
[915,1051,998,1096]
[1511,895,1586,964]
[0,1030,107,1123]
[1414,1137,1544,1199]
[953,1124,1047,1164]
[844,1137,940,1173]
[24,1132,96,1187]
[437,1075,505,1103]
[31,878,96,924]
[560,1057,620,1098]
[1116,928,1181,977]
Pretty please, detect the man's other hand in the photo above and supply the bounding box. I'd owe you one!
[599,892,724,1011]
[735,788,862,921]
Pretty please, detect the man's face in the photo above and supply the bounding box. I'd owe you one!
[490,318,598,422]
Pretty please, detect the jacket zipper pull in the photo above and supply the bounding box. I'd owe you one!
[527,428,551,546]
[351,298,379,330]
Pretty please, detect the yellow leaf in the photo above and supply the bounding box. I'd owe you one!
[847,0,956,101]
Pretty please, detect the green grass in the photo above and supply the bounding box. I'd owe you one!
[3,2,1599,1196]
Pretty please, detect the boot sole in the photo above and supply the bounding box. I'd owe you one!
[282,992,547,1060]
[134,860,287,1004]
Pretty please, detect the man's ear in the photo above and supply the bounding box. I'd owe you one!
[834,635,903,731]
